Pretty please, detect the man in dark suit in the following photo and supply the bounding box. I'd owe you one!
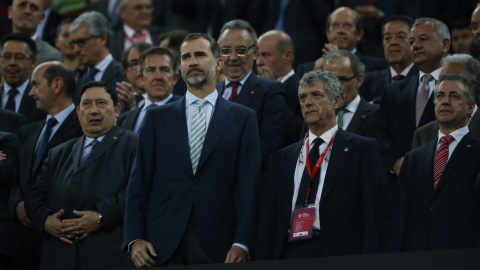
[296,7,387,77]
[323,50,378,138]
[388,74,480,252]
[361,16,418,103]
[8,62,82,269]
[217,19,287,169]
[412,54,480,149]
[123,33,261,267]
[118,47,181,132]
[256,69,383,260]
[70,11,125,105]
[0,33,46,124]
[25,81,136,270]
[0,132,19,268]
[256,30,303,144]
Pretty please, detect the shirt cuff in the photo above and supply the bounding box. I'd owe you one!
[233,243,249,255]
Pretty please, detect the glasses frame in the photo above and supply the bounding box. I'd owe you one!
[220,44,256,57]
[0,53,33,62]
[470,24,479,33]
[69,35,99,48]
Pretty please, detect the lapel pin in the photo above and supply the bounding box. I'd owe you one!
[361,115,366,118]
[344,148,349,152]
[113,136,118,140]
[250,91,255,94]
[467,145,471,148]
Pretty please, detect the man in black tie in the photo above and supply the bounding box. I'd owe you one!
[256,69,383,260]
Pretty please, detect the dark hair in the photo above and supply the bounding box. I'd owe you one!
[220,19,258,44]
[80,81,118,105]
[181,33,220,58]
[0,33,37,57]
[326,7,363,33]
[55,17,74,39]
[158,29,190,52]
[381,15,414,37]
[449,19,471,32]
[43,64,76,98]
[137,47,176,76]
[121,42,154,69]
[322,49,365,76]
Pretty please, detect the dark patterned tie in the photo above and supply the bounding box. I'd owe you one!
[5,88,19,111]
[86,68,99,83]
[81,139,99,165]
[296,138,324,206]
[227,82,239,102]
[392,75,406,82]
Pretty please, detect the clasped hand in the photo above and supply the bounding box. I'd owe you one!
[44,209,103,244]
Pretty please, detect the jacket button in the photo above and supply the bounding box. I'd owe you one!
[187,202,192,207]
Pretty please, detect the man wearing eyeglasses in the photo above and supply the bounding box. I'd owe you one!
[0,33,46,124]
[471,4,480,61]
[7,0,63,65]
[217,19,287,171]
[70,11,125,106]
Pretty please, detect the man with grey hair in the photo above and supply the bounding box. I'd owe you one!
[257,69,383,259]
[322,49,378,138]
[216,19,287,171]
[388,74,480,252]
[70,11,125,105]
[412,54,480,148]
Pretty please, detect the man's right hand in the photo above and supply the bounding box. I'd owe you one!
[44,209,76,244]
[16,200,33,229]
[131,240,157,268]
[393,157,404,176]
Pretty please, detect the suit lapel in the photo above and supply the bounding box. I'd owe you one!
[235,74,257,106]
[468,111,480,136]
[77,126,123,171]
[346,98,369,133]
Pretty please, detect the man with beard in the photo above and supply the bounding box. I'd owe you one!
[123,33,261,267]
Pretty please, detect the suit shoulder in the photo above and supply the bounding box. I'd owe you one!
[338,130,377,144]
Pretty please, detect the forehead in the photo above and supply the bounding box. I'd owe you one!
[219,29,253,46]
[144,53,172,67]
[300,81,326,94]
[128,48,140,60]
[13,0,42,9]
[324,56,352,73]
[31,65,48,80]
[258,35,278,49]
[411,22,436,37]
[330,9,356,25]
[81,87,111,101]
[440,63,464,75]
[472,7,480,21]
[181,38,211,55]
[71,25,90,37]
[2,40,30,54]
[125,0,151,8]
[450,28,470,35]
[384,21,410,34]
[437,80,465,92]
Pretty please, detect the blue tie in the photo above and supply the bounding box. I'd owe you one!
[86,68,99,83]
[81,139,99,165]
[32,118,58,175]
[416,74,433,127]
[190,99,208,175]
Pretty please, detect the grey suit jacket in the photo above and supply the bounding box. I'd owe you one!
[34,37,63,66]
[25,125,137,270]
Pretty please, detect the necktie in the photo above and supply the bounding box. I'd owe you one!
[433,135,454,189]
[228,82,239,102]
[296,138,324,206]
[136,103,157,134]
[416,74,434,127]
[32,118,58,174]
[5,88,19,111]
[133,31,143,43]
[86,68,99,83]
[190,99,208,175]
[392,75,406,82]
[337,108,347,129]
[81,139,99,165]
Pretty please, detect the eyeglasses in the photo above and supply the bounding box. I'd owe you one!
[337,75,358,81]
[220,44,256,57]
[127,60,139,69]
[69,36,99,48]
[469,24,479,33]
[0,53,32,61]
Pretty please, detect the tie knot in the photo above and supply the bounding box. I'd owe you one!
[91,139,99,148]
[196,99,208,107]
[8,88,19,97]
[392,75,406,81]
[421,74,434,83]
[46,117,58,128]
[230,82,240,89]
[440,135,454,145]
[311,137,324,148]
[146,103,157,110]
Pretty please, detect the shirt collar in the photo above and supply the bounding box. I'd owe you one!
[123,23,145,37]
[437,125,469,145]
[46,103,75,125]
[185,89,218,108]
[224,70,252,87]
[419,67,442,83]
[390,63,414,78]
[280,69,295,83]
[143,94,173,110]
[83,134,106,148]
[344,95,361,113]
[93,54,113,72]
[4,80,30,95]
[308,125,338,147]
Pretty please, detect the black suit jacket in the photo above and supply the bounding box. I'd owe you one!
[388,132,480,252]
[412,111,480,149]
[0,108,26,133]
[256,130,383,259]
[361,65,419,103]
[283,73,304,144]
[217,74,287,169]
[0,83,46,124]
[345,97,379,138]
[117,94,181,131]
[41,9,64,47]
[110,26,166,61]
[25,126,137,270]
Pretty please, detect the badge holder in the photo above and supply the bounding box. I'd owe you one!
[288,205,316,242]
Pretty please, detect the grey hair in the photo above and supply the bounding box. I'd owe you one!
[70,11,113,47]
[412,17,450,44]
[441,54,480,102]
[434,74,476,104]
[117,0,129,12]
[299,69,344,105]
[220,19,258,45]
[322,49,365,76]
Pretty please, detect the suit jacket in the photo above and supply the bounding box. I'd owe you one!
[117,94,181,131]
[361,65,419,103]
[0,108,26,133]
[217,74,287,168]
[0,83,47,124]
[283,73,304,144]
[123,96,261,264]
[25,126,137,270]
[8,110,82,216]
[0,132,19,257]
[256,130,383,259]
[296,52,388,77]
[41,9,64,47]
[75,58,125,105]
[374,75,436,171]
[388,132,480,252]
[34,36,63,66]
[412,111,480,149]
[110,26,166,61]
[86,0,123,30]
[345,97,379,138]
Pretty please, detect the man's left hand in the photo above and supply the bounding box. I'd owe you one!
[224,246,247,263]
[257,67,276,80]
[62,210,103,241]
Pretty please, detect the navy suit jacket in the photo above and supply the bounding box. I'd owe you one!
[388,132,480,252]
[0,108,26,133]
[361,65,419,103]
[117,94,181,131]
[0,83,46,124]
[256,130,383,259]
[123,96,261,264]
[217,74,286,168]
[283,73,304,144]
[345,97,379,138]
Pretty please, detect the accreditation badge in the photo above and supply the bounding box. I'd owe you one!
[288,205,316,241]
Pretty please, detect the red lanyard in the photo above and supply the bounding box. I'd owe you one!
[124,30,148,45]
[304,134,335,202]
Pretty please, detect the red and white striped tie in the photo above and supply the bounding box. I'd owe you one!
[433,135,454,188]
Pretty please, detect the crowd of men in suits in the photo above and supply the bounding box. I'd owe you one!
[2,0,480,269]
